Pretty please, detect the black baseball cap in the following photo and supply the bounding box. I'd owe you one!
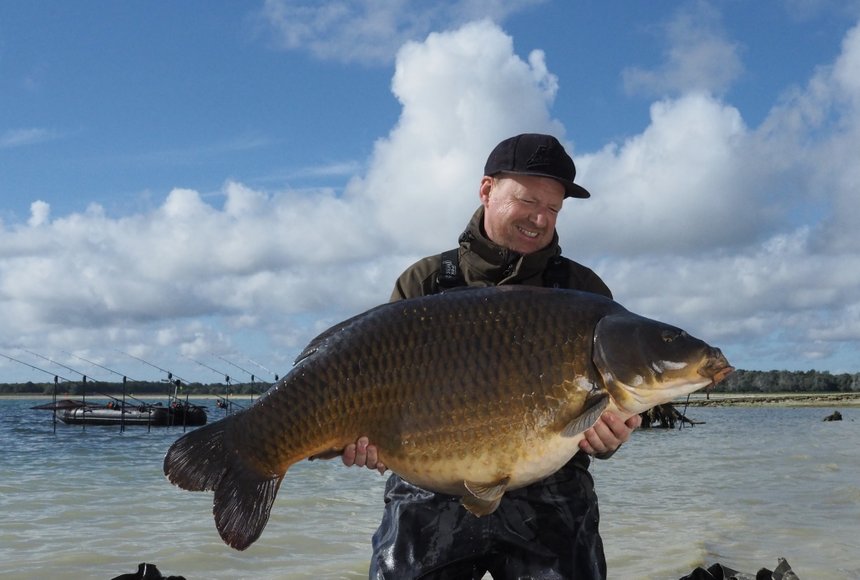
[483,133,590,199]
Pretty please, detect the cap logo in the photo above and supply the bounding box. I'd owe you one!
[526,144,556,169]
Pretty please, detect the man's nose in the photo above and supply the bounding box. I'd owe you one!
[531,210,549,227]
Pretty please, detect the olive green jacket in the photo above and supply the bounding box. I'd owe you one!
[391,206,612,301]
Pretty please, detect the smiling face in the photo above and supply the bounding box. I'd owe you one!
[479,173,565,255]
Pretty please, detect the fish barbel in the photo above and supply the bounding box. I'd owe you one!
[164,286,732,550]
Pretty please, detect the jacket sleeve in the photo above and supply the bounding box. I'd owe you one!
[565,258,612,299]
[390,256,441,302]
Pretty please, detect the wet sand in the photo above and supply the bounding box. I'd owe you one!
[680,391,860,407]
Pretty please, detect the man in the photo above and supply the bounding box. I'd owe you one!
[344,133,640,579]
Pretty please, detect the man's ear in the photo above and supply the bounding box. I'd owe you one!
[479,175,494,205]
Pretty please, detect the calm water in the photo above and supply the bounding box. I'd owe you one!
[1,399,858,579]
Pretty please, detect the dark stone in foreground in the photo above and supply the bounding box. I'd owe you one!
[679,557,799,580]
[111,562,186,580]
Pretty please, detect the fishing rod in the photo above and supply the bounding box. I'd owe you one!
[94,390,138,408]
[0,351,74,383]
[93,387,160,410]
[186,356,232,384]
[214,354,258,382]
[214,354,273,399]
[186,356,248,414]
[104,352,209,431]
[63,350,139,383]
[216,354,277,386]
[246,357,280,382]
[117,350,191,385]
[1,352,75,432]
[23,349,94,382]
[22,350,108,414]
[62,351,203,432]
[93,389,175,414]
[61,351,159,418]
[116,350,210,418]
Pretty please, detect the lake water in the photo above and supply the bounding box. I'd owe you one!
[1,398,858,579]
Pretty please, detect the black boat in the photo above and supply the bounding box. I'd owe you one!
[33,398,207,427]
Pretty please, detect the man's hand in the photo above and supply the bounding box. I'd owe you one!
[342,436,387,474]
[579,413,641,456]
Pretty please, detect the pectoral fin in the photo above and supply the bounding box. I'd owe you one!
[561,390,609,437]
[308,448,342,461]
[461,476,510,516]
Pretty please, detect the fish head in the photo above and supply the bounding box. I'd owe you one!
[592,311,733,414]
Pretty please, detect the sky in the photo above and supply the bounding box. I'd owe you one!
[2,0,860,386]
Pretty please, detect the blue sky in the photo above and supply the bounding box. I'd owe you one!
[2,0,860,385]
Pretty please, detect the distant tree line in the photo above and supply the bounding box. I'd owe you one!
[1,369,858,395]
[714,369,860,393]
[0,379,272,397]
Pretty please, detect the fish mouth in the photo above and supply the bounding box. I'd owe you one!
[711,365,734,384]
[698,348,734,386]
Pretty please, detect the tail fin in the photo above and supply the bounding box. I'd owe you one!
[163,415,283,550]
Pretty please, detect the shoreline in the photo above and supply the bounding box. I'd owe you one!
[677,391,860,407]
[3,391,860,407]
[0,393,262,401]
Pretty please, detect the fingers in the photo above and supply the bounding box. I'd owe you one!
[364,438,378,467]
[363,441,388,474]
[354,436,370,467]
[578,413,639,455]
[578,426,604,455]
[341,437,388,474]
[341,437,368,467]
[342,442,358,467]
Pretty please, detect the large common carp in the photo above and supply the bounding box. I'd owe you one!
[164,286,732,550]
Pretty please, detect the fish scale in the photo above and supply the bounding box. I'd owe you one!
[164,285,732,550]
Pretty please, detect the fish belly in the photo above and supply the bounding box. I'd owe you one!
[382,430,585,495]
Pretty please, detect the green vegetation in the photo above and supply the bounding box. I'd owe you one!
[715,369,859,393]
[0,380,269,397]
[1,369,858,395]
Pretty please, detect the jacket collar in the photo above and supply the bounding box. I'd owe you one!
[457,206,561,285]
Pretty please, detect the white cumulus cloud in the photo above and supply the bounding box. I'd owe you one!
[2,17,860,382]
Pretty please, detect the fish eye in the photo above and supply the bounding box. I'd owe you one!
[661,329,686,343]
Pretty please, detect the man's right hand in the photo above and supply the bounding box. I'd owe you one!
[342,436,387,474]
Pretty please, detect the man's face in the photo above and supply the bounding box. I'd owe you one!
[479,174,565,255]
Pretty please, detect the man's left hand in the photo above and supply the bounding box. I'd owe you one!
[579,413,641,456]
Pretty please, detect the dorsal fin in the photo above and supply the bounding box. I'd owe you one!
[293,303,389,364]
